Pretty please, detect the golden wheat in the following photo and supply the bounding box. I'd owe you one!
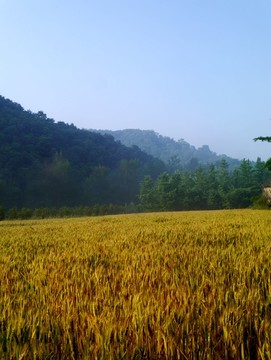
[1,209,271,359]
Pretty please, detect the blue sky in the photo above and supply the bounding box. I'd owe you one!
[1,0,271,160]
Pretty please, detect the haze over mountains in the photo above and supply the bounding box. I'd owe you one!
[1,95,269,214]
[96,129,240,170]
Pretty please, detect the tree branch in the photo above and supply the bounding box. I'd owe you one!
[254,136,271,142]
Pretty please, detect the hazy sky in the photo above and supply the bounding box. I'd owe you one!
[1,0,271,160]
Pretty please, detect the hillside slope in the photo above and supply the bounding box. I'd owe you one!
[0,96,165,208]
[96,129,240,170]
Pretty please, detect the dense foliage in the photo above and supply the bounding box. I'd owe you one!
[139,159,270,211]
[0,96,165,209]
[254,136,271,171]
[97,128,240,170]
[0,95,269,214]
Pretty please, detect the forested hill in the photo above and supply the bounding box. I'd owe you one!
[0,96,165,209]
[96,129,240,170]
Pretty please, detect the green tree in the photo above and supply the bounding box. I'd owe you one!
[192,166,208,209]
[139,175,156,211]
[253,157,270,189]
[7,207,19,219]
[181,171,195,210]
[206,164,222,209]
[227,188,253,208]
[170,171,184,210]
[232,159,254,189]
[155,172,176,211]
[254,136,271,171]
[217,159,232,208]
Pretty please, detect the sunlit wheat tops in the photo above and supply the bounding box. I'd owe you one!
[1,210,271,359]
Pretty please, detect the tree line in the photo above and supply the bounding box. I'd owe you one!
[2,158,270,221]
[1,95,270,217]
[0,203,139,221]
[139,159,270,211]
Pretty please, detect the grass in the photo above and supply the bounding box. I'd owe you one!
[1,209,271,359]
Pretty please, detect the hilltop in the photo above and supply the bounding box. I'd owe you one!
[96,129,240,170]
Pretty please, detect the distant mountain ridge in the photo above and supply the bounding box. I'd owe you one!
[1,95,267,213]
[95,129,240,170]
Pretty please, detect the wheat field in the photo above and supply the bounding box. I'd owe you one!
[1,209,271,359]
